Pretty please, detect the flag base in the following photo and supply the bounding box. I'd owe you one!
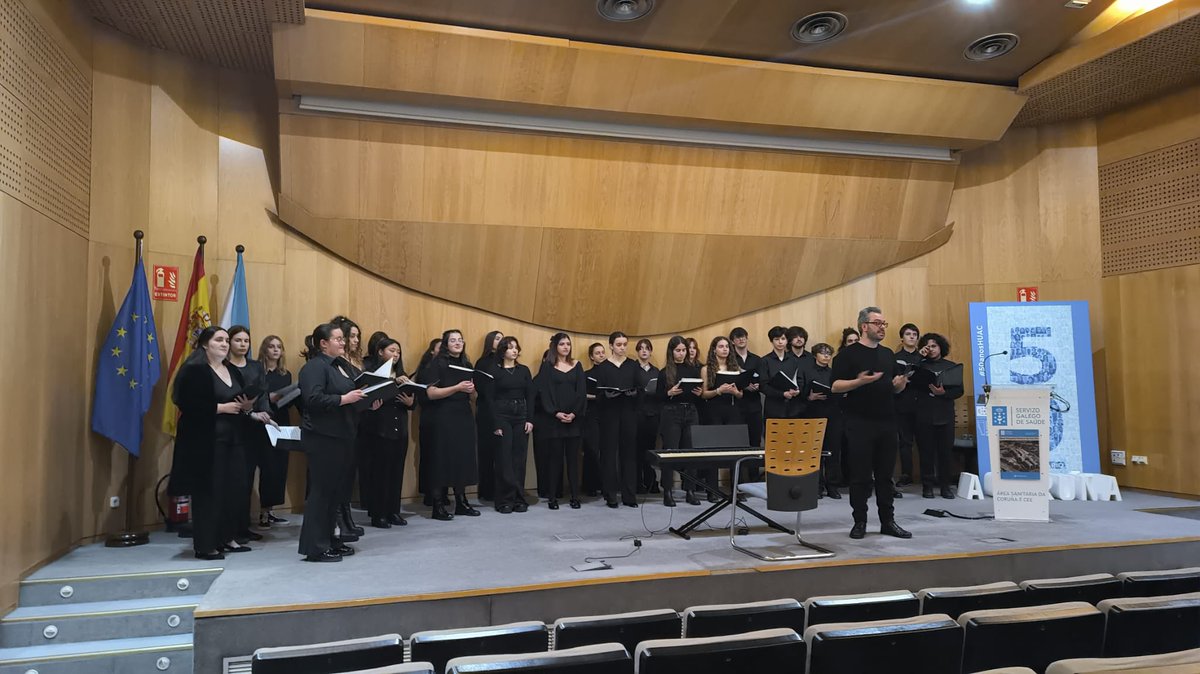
[105,531,150,548]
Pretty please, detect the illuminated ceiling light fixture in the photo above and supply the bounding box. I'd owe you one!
[1064,0,1091,7]
[791,11,849,43]
[964,33,1020,60]
[597,0,655,22]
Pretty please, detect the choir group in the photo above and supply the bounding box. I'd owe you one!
[167,307,965,562]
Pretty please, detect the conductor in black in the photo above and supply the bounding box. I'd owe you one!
[831,306,913,540]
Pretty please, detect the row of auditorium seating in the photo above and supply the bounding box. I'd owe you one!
[250,567,1200,673]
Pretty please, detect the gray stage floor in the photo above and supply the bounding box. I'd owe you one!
[31,488,1200,616]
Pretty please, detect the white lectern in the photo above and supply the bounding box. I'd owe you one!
[985,386,1051,522]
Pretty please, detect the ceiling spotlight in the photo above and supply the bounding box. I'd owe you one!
[597,0,655,22]
[1064,0,1091,7]
[964,33,1020,61]
[791,11,849,44]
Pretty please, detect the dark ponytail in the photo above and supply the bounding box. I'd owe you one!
[301,323,338,360]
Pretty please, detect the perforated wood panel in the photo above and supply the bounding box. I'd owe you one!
[764,419,826,478]
[85,0,304,73]
[1099,138,1200,277]
[0,0,91,236]
[1016,13,1200,127]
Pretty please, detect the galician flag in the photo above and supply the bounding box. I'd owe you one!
[219,247,250,330]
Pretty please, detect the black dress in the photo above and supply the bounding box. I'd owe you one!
[424,356,479,490]
[595,358,642,506]
[535,361,588,502]
[297,353,362,557]
[359,357,415,519]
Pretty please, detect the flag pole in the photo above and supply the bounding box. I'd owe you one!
[107,230,151,547]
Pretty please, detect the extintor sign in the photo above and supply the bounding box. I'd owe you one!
[153,265,179,301]
[1017,286,1039,302]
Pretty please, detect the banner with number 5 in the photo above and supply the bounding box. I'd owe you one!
[970,302,1101,476]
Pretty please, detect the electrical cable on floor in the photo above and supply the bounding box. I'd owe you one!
[583,538,642,564]
[924,508,994,520]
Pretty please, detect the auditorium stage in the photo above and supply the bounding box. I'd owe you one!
[31,488,1200,672]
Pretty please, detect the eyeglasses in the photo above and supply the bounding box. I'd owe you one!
[865,321,889,328]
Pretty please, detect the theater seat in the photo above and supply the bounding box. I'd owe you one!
[553,609,680,654]
[804,589,920,625]
[1020,573,1122,605]
[1045,647,1200,673]
[1098,592,1200,657]
[804,614,962,674]
[633,627,804,674]
[918,581,1026,619]
[682,598,805,638]
[447,643,632,673]
[958,602,1104,673]
[250,634,406,674]
[409,621,548,673]
[973,669,1037,674]
[1116,567,1200,597]
[340,665,436,674]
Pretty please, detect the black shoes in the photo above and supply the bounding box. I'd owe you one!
[941,487,956,499]
[387,513,407,526]
[432,506,454,521]
[194,551,225,561]
[222,543,251,553]
[304,550,342,563]
[826,487,842,500]
[606,500,620,509]
[569,499,581,509]
[339,505,365,536]
[333,543,355,556]
[455,500,481,517]
[707,492,721,504]
[338,530,360,543]
[662,492,676,507]
[370,517,391,529]
[235,530,263,543]
[514,502,529,513]
[497,504,514,514]
[547,500,559,510]
[850,522,867,539]
[880,521,913,539]
[267,512,288,524]
[623,501,639,508]
[897,474,913,487]
[923,486,936,498]
[893,489,904,499]
[685,491,701,506]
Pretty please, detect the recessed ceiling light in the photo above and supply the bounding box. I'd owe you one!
[964,33,1020,61]
[791,11,849,44]
[596,0,655,22]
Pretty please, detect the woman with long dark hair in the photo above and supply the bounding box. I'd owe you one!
[258,335,296,527]
[535,333,587,509]
[596,331,641,508]
[915,333,965,499]
[479,336,535,513]
[423,329,481,520]
[170,326,276,560]
[657,336,704,506]
[328,315,367,539]
[361,337,417,527]
[226,324,268,544]
[475,330,505,501]
[296,323,378,562]
[838,327,860,353]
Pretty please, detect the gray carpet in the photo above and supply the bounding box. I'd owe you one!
[29,488,1200,616]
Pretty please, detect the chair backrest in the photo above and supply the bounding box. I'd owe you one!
[447,643,632,674]
[804,614,962,674]
[804,589,920,626]
[972,669,1037,674]
[918,581,1027,619]
[682,598,806,638]
[1045,647,1200,673]
[339,664,437,674]
[250,634,405,674]
[1020,573,1122,606]
[553,609,681,654]
[409,621,548,673]
[958,602,1104,673]
[1116,568,1200,597]
[764,419,825,478]
[634,628,804,674]
[1098,592,1200,658]
[690,424,750,449]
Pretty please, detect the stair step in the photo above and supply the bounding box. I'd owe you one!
[1,597,197,647]
[18,568,221,607]
[0,634,192,674]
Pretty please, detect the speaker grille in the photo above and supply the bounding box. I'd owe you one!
[596,0,655,22]
[791,12,848,44]
[964,33,1019,61]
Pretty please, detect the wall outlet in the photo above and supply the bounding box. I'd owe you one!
[1131,455,1149,465]
[109,496,120,508]
[1110,450,1126,466]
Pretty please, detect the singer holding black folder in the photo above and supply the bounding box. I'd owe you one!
[259,335,296,528]
[360,338,416,527]
[225,325,269,545]
[596,331,642,508]
[913,333,965,499]
[535,333,588,510]
[801,343,843,499]
[831,307,912,541]
[634,339,662,495]
[759,326,804,422]
[657,336,704,507]
[424,329,482,521]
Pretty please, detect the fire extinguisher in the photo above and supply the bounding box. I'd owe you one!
[157,474,191,533]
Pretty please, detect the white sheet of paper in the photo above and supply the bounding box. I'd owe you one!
[265,425,301,447]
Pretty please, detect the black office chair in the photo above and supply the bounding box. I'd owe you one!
[409,621,549,673]
[682,598,806,638]
[553,609,680,654]
[250,634,406,673]
[447,643,632,673]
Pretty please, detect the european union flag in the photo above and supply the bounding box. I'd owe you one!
[92,252,161,456]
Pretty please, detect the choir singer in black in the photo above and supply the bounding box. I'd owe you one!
[914,333,965,499]
[535,333,588,510]
[480,336,535,514]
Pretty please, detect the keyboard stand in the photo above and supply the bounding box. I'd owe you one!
[668,466,793,540]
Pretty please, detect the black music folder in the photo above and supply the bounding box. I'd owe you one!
[768,369,800,391]
[715,370,753,389]
[912,362,964,389]
[808,379,834,397]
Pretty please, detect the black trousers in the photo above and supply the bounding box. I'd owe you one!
[636,412,660,490]
[299,433,351,557]
[804,411,844,490]
[493,407,530,508]
[258,445,289,509]
[917,421,956,490]
[896,410,918,478]
[600,398,639,505]
[659,403,698,492]
[844,415,899,524]
[476,420,497,500]
[532,427,555,498]
[239,436,267,530]
[354,432,371,508]
[341,433,363,506]
[545,435,582,501]
[741,399,763,447]
[193,440,245,554]
[362,432,408,518]
[581,413,601,495]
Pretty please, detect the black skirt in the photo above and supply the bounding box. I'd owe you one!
[425,397,478,488]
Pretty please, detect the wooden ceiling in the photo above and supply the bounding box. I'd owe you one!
[306,0,1114,85]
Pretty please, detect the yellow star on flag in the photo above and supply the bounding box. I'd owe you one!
[146,334,154,343]
[132,313,139,322]
[147,354,154,362]
[116,327,127,338]
[129,380,138,389]
[117,366,128,376]
[111,346,122,357]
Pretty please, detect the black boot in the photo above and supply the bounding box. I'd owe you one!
[454,491,481,517]
[431,489,454,521]
[685,490,701,506]
[339,504,365,536]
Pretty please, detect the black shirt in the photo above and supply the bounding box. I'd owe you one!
[758,350,804,417]
[831,342,898,421]
[658,363,702,403]
[360,356,414,439]
[636,362,661,416]
[212,368,246,444]
[298,353,361,438]
[265,367,296,427]
[733,350,763,408]
[481,361,536,426]
[596,358,642,405]
[894,347,923,413]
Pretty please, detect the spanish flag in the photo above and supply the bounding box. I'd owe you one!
[161,241,212,435]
